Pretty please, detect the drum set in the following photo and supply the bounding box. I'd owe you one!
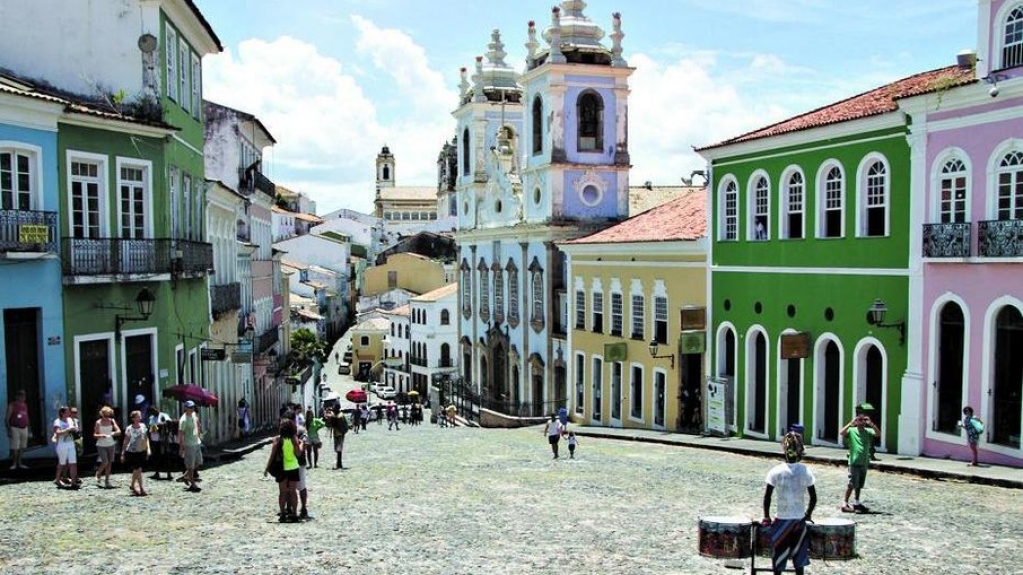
[698,515,856,572]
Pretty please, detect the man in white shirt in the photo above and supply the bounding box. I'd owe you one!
[762,431,817,575]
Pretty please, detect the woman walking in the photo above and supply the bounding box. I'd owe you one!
[121,410,151,496]
[93,406,120,488]
[52,406,80,489]
[264,418,303,522]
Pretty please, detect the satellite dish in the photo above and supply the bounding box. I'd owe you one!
[138,33,158,54]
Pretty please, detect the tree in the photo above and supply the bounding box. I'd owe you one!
[290,328,325,367]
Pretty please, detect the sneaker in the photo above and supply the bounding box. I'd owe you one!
[299,508,309,519]
[187,484,202,493]
[840,503,854,513]
[853,503,869,514]
[278,512,289,523]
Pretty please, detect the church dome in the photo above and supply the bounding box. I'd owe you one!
[528,1,626,69]
[461,29,523,105]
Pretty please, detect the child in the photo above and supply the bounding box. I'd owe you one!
[960,406,984,466]
[566,431,578,459]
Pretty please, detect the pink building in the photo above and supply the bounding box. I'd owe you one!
[902,0,1023,466]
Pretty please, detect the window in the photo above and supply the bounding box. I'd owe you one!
[462,128,470,176]
[169,168,180,238]
[653,371,666,427]
[441,309,450,325]
[575,290,586,329]
[577,91,603,151]
[179,39,190,113]
[461,260,471,318]
[611,292,623,336]
[611,362,622,419]
[575,354,585,414]
[507,262,519,325]
[70,158,103,239]
[493,265,504,322]
[783,170,804,239]
[166,25,178,101]
[860,158,888,237]
[117,163,149,239]
[387,270,398,289]
[530,263,544,328]
[630,364,643,419]
[0,148,35,210]
[592,291,604,333]
[360,336,369,346]
[940,158,969,223]
[721,178,738,241]
[819,164,844,238]
[532,96,543,154]
[479,261,490,321]
[654,295,668,345]
[191,52,202,119]
[630,294,645,340]
[183,173,192,240]
[592,357,603,419]
[751,175,769,240]
[1004,6,1023,69]
[996,151,1023,220]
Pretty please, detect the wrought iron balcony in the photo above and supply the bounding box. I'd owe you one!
[255,328,279,355]
[410,356,428,367]
[978,219,1023,257]
[238,166,276,196]
[438,357,454,368]
[174,240,214,275]
[0,209,57,254]
[211,282,242,317]
[922,222,972,258]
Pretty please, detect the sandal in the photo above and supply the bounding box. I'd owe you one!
[840,503,854,513]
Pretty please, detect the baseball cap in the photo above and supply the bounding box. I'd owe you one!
[135,394,145,404]
[789,423,805,434]
[184,400,196,409]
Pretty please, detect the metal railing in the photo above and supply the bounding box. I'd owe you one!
[62,237,213,277]
[175,240,214,274]
[211,282,242,317]
[923,222,972,258]
[437,376,568,423]
[255,328,279,355]
[978,219,1023,257]
[0,209,57,253]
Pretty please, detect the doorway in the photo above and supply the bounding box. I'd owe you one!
[77,337,113,453]
[779,357,802,435]
[4,308,44,444]
[992,306,1023,448]
[817,340,841,443]
[679,352,702,432]
[748,332,767,434]
[936,303,965,434]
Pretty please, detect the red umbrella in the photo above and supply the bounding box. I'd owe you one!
[345,389,367,403]
[162,384,219,407]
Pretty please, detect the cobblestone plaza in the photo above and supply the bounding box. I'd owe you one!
[0,424,1018,575]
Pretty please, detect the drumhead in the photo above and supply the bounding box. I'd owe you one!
[699,516,752,526]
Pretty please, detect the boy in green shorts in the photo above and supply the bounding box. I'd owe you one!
[840,413,878,513]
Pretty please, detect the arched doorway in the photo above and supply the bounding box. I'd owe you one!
[778,336,803,438]
[747,330,767,434]
[717,325,738,433]
[816,340,841,443]
[856,342,885,450]
[492,342,507,405]
[936,302,965,433]
[992,306,1023,448]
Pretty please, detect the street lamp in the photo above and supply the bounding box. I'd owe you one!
[114,287,157,338]
[866,298,905,345]
[648,339,675,369]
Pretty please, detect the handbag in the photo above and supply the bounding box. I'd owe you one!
[268,440,284,479]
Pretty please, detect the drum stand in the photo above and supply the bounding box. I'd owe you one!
[747,523,796,574]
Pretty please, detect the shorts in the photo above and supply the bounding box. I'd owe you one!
[277,468,300,483]
[56,441,77,465]
[8,426,28,450]
[182,444,203,469]
[125,450,146,470]
[297,465,307,491]
[97,445,116,465]
[548,435,561,446]
[848,465,868,489]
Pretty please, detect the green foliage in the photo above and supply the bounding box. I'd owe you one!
[290,328,326,367]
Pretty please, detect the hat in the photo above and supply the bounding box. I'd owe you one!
[789,423,805,434]
[184,400,196,409]
[135,394,145,405]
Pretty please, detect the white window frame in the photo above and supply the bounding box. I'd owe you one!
[592,356,603,421]
[191,52,202,120]
[0,142,42,211]
[988,139,1023,221]
[629,362,644,421]
[610,282,623,337]
[183,172,193,240]
[816,160,845,238]
[653,369,667,428]
[169,167,180,239]
[652,279,668,346]
[629,279,644,341]
[856,153,890,237]
[574,288,586,330]
[931,149,972,224]
[66,150,109,239]
[748,170,771,241]
[115,157,154,240]
[1000,3,1023,69]
[610,361,623,421]
[179,39,190,113]
[165,25,178,102]
[575,352,585,414]
[591,278,604,334]
[779,166,805,240]
[719,176,739,241]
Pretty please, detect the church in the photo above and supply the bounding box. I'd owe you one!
[455,1,632,415]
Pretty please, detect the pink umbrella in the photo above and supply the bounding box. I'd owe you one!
[345,389,367,403]
[162,384,219,407]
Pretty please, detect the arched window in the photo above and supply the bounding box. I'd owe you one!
[577,91,603,152]
[1003,6,1023,69]
[996,150,1023,221]
[532,96,543,155]
[751,175,770,241]
[939,158,968,223]
[861,158,888,237]
[819,164,844,238]
[382,164,390,182]
[462,127,470,176]
[440,309,450,325]
[783,170,804,239]
[720,178,738,241]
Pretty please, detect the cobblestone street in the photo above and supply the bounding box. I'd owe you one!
[0,423,1019,575]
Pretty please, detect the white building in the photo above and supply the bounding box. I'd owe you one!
[409,283,460,396]
[381,305,412,393]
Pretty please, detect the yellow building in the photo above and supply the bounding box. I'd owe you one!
[349,316,389,382]
[559,190,708,432]
[362,252,451,298]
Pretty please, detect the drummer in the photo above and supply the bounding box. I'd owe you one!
[762,431,817,575]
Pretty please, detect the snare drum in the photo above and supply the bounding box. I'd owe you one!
[698,516,752,559]
[808,518,856,560]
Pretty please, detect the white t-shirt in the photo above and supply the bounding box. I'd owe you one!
[547,420,564,437]
[765,462,815,520]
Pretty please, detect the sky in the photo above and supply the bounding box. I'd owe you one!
[194,0,977,216]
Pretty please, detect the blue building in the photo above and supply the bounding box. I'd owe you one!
[0,77,68,458]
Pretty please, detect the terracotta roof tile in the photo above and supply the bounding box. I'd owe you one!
[699,66,976,150]
[628,185,703,216]
[565,189,707,245]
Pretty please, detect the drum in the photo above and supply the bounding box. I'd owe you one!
[697,516,752,559]
[808,518,856,560]
[755,522,772,558]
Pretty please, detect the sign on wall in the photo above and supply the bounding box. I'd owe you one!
[780,332,811,359]
[706,376,728,436]
[679,331,706,354]
[604,342,627,362]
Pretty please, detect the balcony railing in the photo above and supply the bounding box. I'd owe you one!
[63,237,213,278]
[211,282,242,317]
[410,357,428,367]
[0,209,57,253]
[978,219,1023,257]
[922,222,971,258]
[255,328,279,355]
[175,240,214,275]
[239,166,276,196]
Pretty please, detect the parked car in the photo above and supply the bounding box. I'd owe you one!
[338,363,351,376]
[373,384,397,399]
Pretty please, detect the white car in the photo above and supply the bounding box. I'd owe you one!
[373,385,397,399]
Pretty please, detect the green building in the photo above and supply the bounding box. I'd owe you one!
[696,67,965,453]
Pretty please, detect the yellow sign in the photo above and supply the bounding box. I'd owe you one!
[18,224,49,243]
